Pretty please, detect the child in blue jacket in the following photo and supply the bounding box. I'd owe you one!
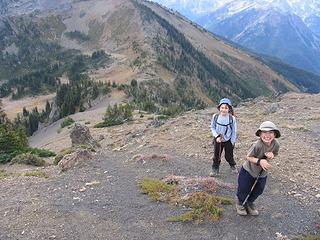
[210,98,237,177]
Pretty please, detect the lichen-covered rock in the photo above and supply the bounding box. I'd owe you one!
[58,149,93,171]
[70,123,98,147]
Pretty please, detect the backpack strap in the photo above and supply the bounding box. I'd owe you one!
[214,114,233,135]
[213,114,218,125]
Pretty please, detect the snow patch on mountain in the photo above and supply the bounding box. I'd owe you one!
[152,0,320,20]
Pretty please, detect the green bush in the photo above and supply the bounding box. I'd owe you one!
[95,104,133,128]
[94,122,108,128]
[60,117,75,129]
[0,123,28,163]
[11,153,46,166]
[25,147,56,157]
[155,115,170,120]
[0,154,12,164]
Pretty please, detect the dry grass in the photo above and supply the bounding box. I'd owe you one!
[18,170,48,178]
[2,94,55,120]
[133,154,172,163]
[0,170,9,179]
[282,124,310,132]
[163,175,218,193]
[0,169,48,179]
[169,192,232,224]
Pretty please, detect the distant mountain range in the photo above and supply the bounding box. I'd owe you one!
[151,0,320,76]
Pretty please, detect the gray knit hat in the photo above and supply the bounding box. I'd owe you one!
[255,121,281,138]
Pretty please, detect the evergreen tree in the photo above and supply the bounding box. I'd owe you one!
[28,107,40,135]
[45,100,51,115]
[23,107,29,117]
[0,100,8,124]
[0,109,28,163]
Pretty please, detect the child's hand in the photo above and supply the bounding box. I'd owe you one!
[264,152,274,159]
[216,135,224,143]
[260,159,272,170]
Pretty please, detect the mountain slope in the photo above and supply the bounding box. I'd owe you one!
[255,54,320,93]
[152,0,320,76]
[0,0,299,120]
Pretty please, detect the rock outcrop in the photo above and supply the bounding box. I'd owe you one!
[58,149,93,171]
[70,123,99,147]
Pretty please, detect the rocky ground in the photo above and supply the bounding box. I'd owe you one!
[0,92,319,240]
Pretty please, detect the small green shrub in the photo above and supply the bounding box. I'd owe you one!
[11,153,46,166]
[0,154,12,164]
[0,147,55,164]
[0,169,9,179]
[155,115,169,121]
[60,117,75,129]
[94,122,108,128]
[26,147,56,157]
[139,177,176,201]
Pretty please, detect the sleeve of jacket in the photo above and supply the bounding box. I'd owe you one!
[231,116,237,145]
[210,114,218,138]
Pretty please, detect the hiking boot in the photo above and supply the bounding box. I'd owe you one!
[246,202,259,216]
[236,203,248,216]
[230,165,238,174]
[209,168,219,177]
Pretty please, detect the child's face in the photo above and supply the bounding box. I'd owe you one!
[260,131,275,145]
[219,104,229,115]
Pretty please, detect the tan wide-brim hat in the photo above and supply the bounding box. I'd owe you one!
[255,121,281,138]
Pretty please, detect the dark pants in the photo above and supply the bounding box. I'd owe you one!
[212,139,236,169]
[237,167,267,205]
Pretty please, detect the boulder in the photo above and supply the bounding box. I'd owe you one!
[70,123,98,147]
[58,149,93,171]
